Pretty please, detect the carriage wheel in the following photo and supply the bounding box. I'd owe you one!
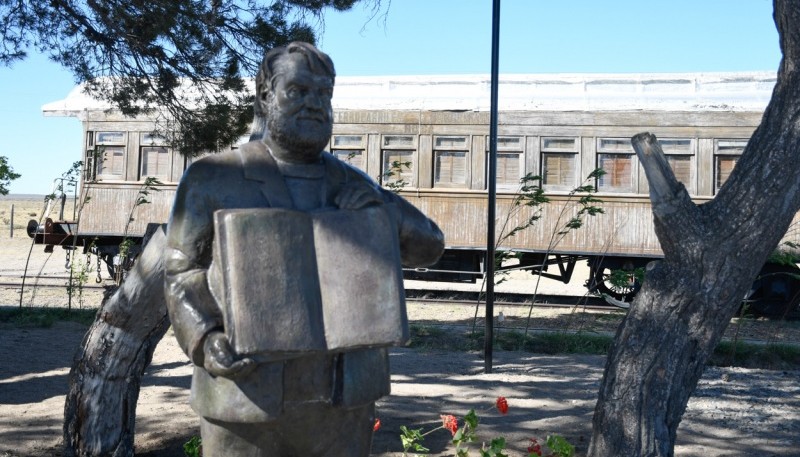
[746,263,800,319]
[593,267,641,302]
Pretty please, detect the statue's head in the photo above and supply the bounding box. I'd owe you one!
[253,42,335,163]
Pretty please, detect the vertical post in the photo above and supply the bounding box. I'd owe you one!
[9,203,13,238]
[485,0,501,374]
[59,193,66,221]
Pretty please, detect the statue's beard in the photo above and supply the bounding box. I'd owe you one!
[266,108,332,163]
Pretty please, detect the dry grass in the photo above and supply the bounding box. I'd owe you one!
[0,195,50,237]
[0,193,84,235]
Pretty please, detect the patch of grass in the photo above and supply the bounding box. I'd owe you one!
[408,324,480,351]
[410,324,800,370]
[0,307,97,328]
[489,330,613,354]
[710,340,800,370]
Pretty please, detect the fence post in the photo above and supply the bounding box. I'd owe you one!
[9,203,13,238]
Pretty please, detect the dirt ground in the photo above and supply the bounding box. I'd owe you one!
[1,322,798,457]
[1,224,799,456]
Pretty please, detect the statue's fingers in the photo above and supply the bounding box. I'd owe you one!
[216,357,255,378]
[204,356,230,376]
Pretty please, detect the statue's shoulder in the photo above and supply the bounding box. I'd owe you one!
[182,149,243,184]
[322,151,379,187]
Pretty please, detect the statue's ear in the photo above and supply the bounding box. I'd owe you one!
[254,87,269,117]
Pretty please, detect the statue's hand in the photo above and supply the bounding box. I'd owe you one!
[202,331,255,378]
[335,181,383,210]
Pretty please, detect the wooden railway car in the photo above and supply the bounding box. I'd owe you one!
[32,71,800,316]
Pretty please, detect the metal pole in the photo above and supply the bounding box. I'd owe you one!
[9,203,13,238]
[485,0,501,374]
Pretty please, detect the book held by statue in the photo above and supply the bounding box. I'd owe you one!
[209,205,408,357]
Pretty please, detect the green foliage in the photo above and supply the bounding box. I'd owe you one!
[479,437,508,457]
[452,409,479,456]
[66,252,94,309]
[0,0,371,154]
[711,340,800,370]
[491,331,614,355]
[606,267,646,291]
[553,168,606,236]
[116,177,162,283]
[498,173,551,243]
[400,426,430,455]
[768,240,800,266]
[545,435,575,457]
[0,307,97,327]
[491,173,551,286]
[381,160,412,192]
[0,155,21,195]
[408,322,800,370]
[481,168,606,339]
[183,435,202,457]
[408,325,616,355]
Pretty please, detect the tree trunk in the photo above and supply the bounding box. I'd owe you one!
[64,225,169,457]
[588,2,800,456]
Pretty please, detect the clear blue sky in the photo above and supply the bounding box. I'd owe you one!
[1,0,781,195]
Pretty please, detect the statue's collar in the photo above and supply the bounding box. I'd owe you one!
[238,140,345,208]
[270,152,325,179]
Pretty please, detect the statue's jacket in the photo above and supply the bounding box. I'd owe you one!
[164,140,444,423]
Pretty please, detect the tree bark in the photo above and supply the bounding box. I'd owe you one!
[63,225,169,457]
[588,2,800,456]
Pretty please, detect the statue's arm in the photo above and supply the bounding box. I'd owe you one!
[164,167,223,366]
[383,190,445,268]
[333,164,445,267]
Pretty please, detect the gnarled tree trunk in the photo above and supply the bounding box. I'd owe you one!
[589,2,800,456]
[64,225,169,457]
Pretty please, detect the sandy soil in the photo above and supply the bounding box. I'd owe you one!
[1,232,799,456]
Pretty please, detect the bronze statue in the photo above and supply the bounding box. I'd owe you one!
[164,42,444,456]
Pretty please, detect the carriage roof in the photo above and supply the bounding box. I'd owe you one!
[42,71,776,118]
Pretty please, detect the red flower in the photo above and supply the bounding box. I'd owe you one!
[527,438,542,456]
[372,418,381,432]
[495,396,509,415]
[440,414,458,436]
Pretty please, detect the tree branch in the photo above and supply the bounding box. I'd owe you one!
[631,132,702,260]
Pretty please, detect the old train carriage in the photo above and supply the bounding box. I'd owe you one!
[33,71,800,313]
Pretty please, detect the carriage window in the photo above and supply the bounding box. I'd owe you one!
[383,135,414,148]
[597,138,633,193]
[542,137,577,151]
[331,135,366,171]
[487,136,523,189]
[141,147,171,180]
[496,153,521,187]
[542,137,578,190]
[660,138,694,192]
[543,154,577,190]
[94,131,127,180]
[666,156,692,187]
[97,131,125,144]
[434,136,468,188]
[715,139,748,192]
[139,133,173,181]
[381,135,416,188]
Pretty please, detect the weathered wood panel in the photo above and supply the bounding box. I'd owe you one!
[78,184,176,237]
[402,192,664,257]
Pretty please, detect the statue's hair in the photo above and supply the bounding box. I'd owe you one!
[253,41,335,120]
